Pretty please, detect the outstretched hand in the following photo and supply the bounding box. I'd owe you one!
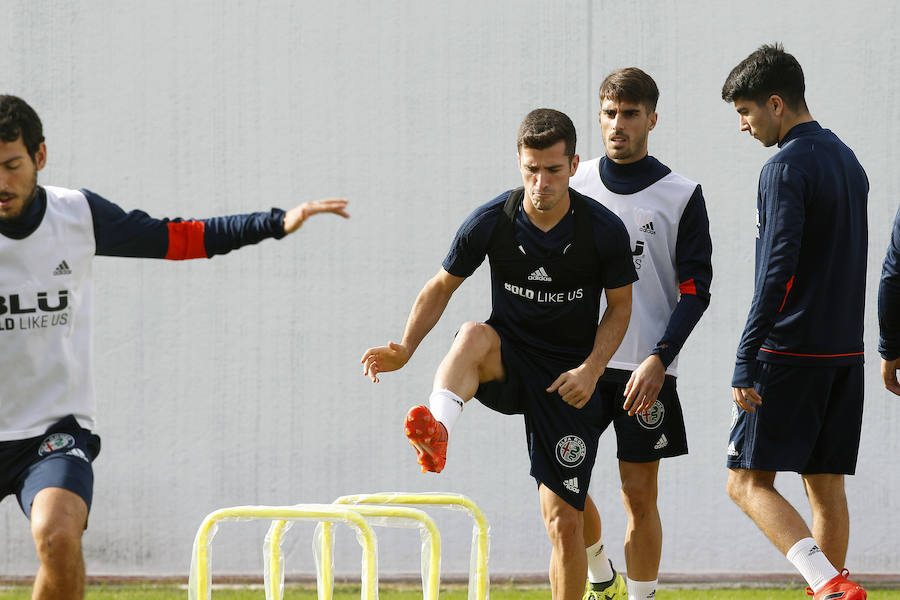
[283,198,349,234]
[361,342,411,383]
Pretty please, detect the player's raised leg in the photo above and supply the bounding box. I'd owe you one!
[406,321,505,472]
[30,488,88,600]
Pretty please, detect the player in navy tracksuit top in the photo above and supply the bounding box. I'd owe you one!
[0,95,349,600]
[879,205,900,396]
[362,109,636,600]
[721,45,867,600]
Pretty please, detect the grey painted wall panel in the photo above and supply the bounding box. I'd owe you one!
[1,0,898,580]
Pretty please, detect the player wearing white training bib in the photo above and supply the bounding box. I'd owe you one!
[568,69,713,600]
[571,161,699,376]
[0,95,349,600]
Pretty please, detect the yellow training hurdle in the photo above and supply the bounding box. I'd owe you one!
[188,505,377,600]
[266,504,441,600]
[334,493,490,600]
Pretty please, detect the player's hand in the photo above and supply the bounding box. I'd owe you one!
[882,357,900,396]
[361,342,411,383]
[732,386,762,412]
[547,364,599,409]
[623,354,665,416]
[283,198,349,234]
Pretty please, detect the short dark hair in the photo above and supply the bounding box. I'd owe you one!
[599,67,660,112]
[516,108,576,158]
[0,95,45,160]
[721,43,807,112]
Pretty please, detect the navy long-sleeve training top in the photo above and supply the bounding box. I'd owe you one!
[733,121,869,387]
[879,205,900,361]
[0,187,286,257]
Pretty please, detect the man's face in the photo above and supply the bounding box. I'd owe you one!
[733,97,780,147]
[599,97,657,164]
[518,140,578,214]
[0,135,45,222]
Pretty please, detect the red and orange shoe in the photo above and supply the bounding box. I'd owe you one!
[404,405,448,473]
[807,570,867,599]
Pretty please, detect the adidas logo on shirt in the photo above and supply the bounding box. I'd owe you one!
[563,477,579,493]
[527,266,552,282]
[654,434,668,450]
[639,221,656,235]
[53,260,72,276]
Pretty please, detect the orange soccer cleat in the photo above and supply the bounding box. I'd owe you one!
[807,570,867,599]
[404,405,448,473]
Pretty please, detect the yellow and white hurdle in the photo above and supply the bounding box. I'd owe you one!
[188,492,490,600]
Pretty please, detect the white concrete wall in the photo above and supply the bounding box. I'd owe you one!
[1,0,898,580]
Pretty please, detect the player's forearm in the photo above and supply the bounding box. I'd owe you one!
[399,276,455,357]
[583,296,632,379]
[653,293,708,367]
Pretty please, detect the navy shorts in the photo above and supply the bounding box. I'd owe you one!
[601,375,688,462]
[727,362,863,474]
[0,415,101,518]
[476,331,616,510]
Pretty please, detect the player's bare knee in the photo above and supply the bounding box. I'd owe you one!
[455,321,496,355]
[31,520,82,566]
[542,507,582,550]
[726,469,757,506]
[620,479,658,518]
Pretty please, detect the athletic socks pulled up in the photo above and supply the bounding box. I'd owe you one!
[586,539,614,583]
[786,537,839,593]
[626,578,657,600]
[428,388,464,434]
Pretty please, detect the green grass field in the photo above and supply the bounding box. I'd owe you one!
[0,584,899,599]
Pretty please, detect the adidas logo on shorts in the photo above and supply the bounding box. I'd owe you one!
[654,434,668,450]
[563,477,579,493]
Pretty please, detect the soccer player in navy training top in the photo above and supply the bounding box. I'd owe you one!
[879,205,900,396]
[361,109,636,600]
[721,45,868,600]
[0,95,348,600]
[568,67,712,600]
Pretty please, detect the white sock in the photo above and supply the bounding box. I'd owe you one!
[586,539,614,583]
[786,537,839,593]
[626,578,657,600]
[428,389,464,434]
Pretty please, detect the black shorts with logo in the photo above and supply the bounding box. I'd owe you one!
[475,330,617,510]
[599,371,688,462]
[727,362,863,474]
[0,415,102,518]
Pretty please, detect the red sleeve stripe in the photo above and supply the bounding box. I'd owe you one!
[165,221,207,260]
[679,279,697,295]
[778,276,795,312]
[760,348,864,358]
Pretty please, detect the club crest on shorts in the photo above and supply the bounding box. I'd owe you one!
[38,432,75,456]
[556,435,586,468]
[730,402,740,430]
[637,400,665,430]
